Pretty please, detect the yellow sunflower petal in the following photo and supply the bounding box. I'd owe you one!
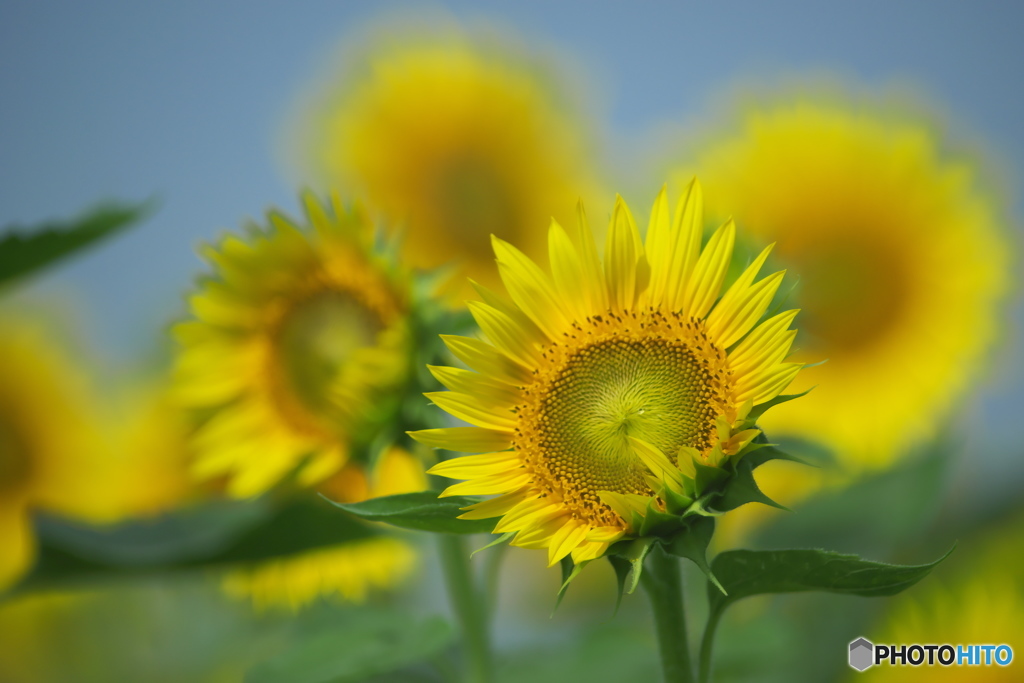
[427,452,522,479]
[440,469,531,497]
[424,391,516,431]
[664,177,705,311]
[706,270,786,349]
[427,365,519,407]
[548,219,588,322]
[571,540,610,563]
[408,427,512,453]
[441,334,530,385]
[605,195,644,310]
[467,301,541,367]
[682,219,735,319]
[547,519,590,567]
[493,235,571,339]
[457,489,531,520]
[574,200,608,313]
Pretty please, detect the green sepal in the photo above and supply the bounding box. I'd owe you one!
[742,440,813,469]
[608,555,632,617]
[665,517,725,595]
[693,459,730,496]
[638,500,681,537]
[324,491,495,534]
[662,486,694,515]
[471,531,515,558]
[712,459,788,513]
[608,537,656,600]
[552,556,588,615]
[680,492,720,520]
[742,388,814,425]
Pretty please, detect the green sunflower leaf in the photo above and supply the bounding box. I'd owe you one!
[17,496,379,592]
[325,491,496,534]
[706,546,954,620]
[0,200,152,288]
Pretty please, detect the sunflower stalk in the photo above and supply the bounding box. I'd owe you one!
[437,533,493,683]
[697,605,723,683]
[640,545,695,683]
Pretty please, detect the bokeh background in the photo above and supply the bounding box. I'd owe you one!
[2,1,1022,681]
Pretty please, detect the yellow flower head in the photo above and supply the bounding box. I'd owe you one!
[292,22,602,292]
[859,577,1024,682]
[0,320,103,590]
[222,537,417,612]
[686,97,1010,469]
[412,182,803,566]
[175,193,416,498]
[224,447,425,611]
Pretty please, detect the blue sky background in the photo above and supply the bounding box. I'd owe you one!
[2,0,1022,479]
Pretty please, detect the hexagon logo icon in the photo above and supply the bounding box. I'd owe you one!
[849,637,874,671]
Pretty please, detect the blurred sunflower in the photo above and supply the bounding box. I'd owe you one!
[92,385,199,522]
[0,320,104,590]
[292,22,603,293]
[686,97,1009,471]
[224,447,424,612]
[175,193,417,498]
[412,182,803,566]
[859,516,1024,683]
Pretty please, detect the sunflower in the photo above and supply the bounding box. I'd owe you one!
[685,97,1009,470]
[411,182,803,566]
[292,22,602,293]
[859,577,1023,681]
[0,319,104,590]
[174,193,414,498]
[224,447,425,611]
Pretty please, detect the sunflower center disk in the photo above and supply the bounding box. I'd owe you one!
[0,411,35,495]
[276,289,383,419]
[516,318,730,528]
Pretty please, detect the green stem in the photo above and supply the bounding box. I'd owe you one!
[698,608,722,683]
[437,534,492,683]
[640,546,695,683]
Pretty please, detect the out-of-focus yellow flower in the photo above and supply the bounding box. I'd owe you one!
[686,97,1010,473]
[224,447,426,611]
[0,320,106,590]
[857,519,1024,683]
[175,193,415,498]
[293,22,603,294]
[84,386,196,522]
[222,537,417,612]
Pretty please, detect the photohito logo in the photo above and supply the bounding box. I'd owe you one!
[849,637,1014,672]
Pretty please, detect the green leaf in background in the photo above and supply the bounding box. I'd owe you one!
[707,546,952,618]
[15,496,378,592]
[245,612,455,683]
[327,491,496,534]
[0,200,152,288]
